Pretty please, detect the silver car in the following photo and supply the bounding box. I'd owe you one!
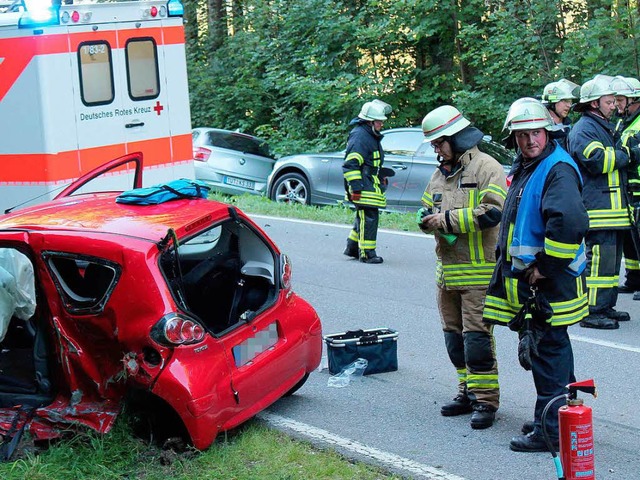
[192,127,276,195]
[267,127,514,212]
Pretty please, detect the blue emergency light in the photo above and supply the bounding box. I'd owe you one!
[18,0,60,28]
[166,0,184,17]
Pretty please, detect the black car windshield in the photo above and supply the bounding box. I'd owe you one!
[206,131,273,158]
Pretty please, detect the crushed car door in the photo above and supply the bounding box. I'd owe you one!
[32,234,126,428]
[0,231,50,410]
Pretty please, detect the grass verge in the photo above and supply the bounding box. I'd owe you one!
[211,193,422,233]
[0,417,403,480]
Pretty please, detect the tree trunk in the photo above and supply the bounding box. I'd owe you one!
[183,0,199,49]
[208,0,226,52]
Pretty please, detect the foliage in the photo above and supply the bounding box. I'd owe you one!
[185,0,640,156]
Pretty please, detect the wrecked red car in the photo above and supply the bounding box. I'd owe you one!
[0,153,322,455]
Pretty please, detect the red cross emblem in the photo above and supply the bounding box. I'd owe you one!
[153,101,164,115]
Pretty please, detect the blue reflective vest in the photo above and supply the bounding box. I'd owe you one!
[509,146,586,277]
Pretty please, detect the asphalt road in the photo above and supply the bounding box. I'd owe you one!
[252,215,640,480]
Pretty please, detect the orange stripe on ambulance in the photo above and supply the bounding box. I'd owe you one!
[0,0,193,213]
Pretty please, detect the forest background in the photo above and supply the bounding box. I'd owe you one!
[184,0,640,156]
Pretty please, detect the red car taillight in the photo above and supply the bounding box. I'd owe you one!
[281,254,292,290]
[193,147,212,162]
[152,313,206,346]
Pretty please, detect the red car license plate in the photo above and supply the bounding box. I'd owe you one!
[232,322,278,366]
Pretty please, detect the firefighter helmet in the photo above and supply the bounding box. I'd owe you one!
[421,105,471,141]
[541,79,580,104]
[503,98,554,132]
[358,99,392,121]
[610,76,640,98]
[577,74,616,104]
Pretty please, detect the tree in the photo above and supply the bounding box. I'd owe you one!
[184,0,640,155]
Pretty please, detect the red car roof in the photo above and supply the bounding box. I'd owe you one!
[0,193,230,241]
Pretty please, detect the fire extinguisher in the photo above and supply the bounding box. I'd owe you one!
[541,379,597,480]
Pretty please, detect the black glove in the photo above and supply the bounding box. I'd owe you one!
[508,299,531,332]
[509,288,553,370]
[517,326,546,371]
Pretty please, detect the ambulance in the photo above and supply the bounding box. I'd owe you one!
[0,0,193,214]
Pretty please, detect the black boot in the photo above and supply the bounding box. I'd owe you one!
[360,250,383,264]
[604,307,630,321]
[440,394,473,416]
[521,420,535,434]
[580,313,619,330]
[470,404,496,429]
[343,240,358,259]
[510,431,558,452]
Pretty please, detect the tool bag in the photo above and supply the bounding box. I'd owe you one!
[116,179,210,205]
[324,328,398,375]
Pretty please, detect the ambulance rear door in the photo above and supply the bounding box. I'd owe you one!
[115,18,174,173]
[69,21,127,177]
[67,2,189,188]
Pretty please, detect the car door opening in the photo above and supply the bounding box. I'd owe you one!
[164,219,277,335]
[0,247,53,409]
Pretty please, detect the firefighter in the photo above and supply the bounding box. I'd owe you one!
[611,76,640,299]
[483,98,589,452]
[541,79,580,150]
[343,99,393,264]
[568,74,633,329]
[419,105,506,429]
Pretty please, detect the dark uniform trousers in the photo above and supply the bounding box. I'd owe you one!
[585,229,625,312]
[348,206,380,253]
[531,326,574,437]
[622,223,640,290]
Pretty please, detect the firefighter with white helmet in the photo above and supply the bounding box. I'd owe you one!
[541,79,580,149]
[342,99,393,264]
[419,105,507,429]
[610,76,640,299]
[542,79,580,120]
[612,75,640,122]
[568,74,633,328]
[483,98,589,452]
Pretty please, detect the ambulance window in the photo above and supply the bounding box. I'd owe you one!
[78,41,114,106]
[126,38,160,100]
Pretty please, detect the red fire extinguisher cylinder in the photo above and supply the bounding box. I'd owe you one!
[559,398,595,480]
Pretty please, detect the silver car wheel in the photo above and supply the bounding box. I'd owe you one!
[272,173,310,205]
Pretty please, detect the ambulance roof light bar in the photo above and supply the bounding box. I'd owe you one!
[18,0,59,28]
[18,0,183,28]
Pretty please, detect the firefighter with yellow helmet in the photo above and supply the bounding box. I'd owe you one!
[568,74,633,329]
[419,105,507,429]
[342,99,393,264]
[483,98,588,451]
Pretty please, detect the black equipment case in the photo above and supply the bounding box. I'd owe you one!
[323,328,398,375]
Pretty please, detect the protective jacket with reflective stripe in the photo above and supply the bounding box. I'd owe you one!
[620,110,640,202]
[509,146,586,277]
[483,142,589,327]
[421,146,507,289]
[342,122,386,208]
[568,112,631,229]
